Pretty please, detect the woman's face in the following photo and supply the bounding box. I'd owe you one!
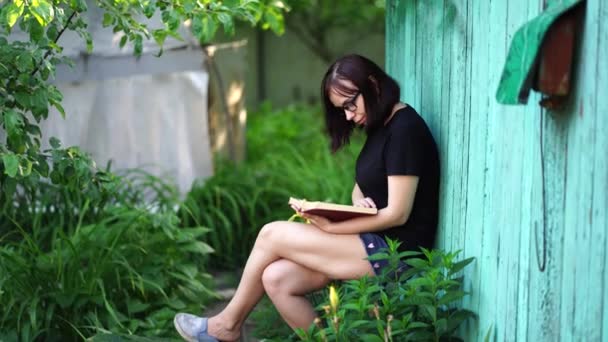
[328,80,367,126]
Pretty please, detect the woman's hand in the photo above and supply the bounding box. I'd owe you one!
[353,197,376,208]
[299,212,333,233]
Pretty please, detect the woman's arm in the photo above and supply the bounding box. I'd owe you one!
[352,183,365,204]
[303,175,419,234]
[351,183,376,208]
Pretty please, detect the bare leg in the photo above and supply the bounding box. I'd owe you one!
[205,221,373,341]
[262,259,330,329]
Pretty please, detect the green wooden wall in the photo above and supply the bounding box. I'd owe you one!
[386,0,607,340]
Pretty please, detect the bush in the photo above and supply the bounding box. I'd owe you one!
[252,239,476,342]
[0,172,217,340]
[179,103,365,270]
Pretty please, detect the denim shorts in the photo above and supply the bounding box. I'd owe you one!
[359,232,408,276]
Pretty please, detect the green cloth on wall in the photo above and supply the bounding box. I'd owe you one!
[496,0,583,105]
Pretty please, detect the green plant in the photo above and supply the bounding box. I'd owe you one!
[0,172,217,340]
[250,296,296,341]
[0,0,291,339]
[253,239,476,341]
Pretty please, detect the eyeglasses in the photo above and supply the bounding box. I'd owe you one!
[342,92,360,112]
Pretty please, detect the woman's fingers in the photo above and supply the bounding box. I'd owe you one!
[364,197,376,208]
[354,197,376,208]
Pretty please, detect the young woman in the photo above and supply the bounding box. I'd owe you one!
[174,54,440,342]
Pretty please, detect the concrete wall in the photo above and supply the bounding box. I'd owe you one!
[387,0,607,340]
[216,26,385,108]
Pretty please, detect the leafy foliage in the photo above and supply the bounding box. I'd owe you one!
[0,171,216,340]
[253,239,476,342]
[283,0,385,62]
[0,2,290,337]
[179,103,365,270]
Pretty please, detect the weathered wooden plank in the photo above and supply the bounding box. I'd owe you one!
[514,2,540,342]
[568,0,602,339]
[558,0,599,340]
[486,1,521,340]
[445,0,470,256]
[597,2,608,339]
[453,0,473,283]
[437,0,459,253]
[583,0,607,338]
[463,1,496,340]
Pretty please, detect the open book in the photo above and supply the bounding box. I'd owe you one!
[288,197,378,222]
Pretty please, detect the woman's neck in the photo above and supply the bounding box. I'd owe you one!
[384,102,407,125]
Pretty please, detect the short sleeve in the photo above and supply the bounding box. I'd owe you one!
[384,120,425,176]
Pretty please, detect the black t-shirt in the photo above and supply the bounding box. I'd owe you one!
[355,105,440,252]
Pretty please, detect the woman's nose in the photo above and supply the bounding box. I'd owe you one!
[345,110,355,120]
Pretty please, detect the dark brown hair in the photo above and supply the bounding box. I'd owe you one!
[321,54,400,152]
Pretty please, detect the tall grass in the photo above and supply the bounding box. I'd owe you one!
[0,171,216,340]
[179,103,364,270]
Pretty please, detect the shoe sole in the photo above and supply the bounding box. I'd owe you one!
[174,315,197,342]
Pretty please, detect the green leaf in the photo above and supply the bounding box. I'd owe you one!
[3,109,24,136]
[25,123,42,137]
[217,12,234,34]
[35,154,49,177]
[28,18,44,42]
[193,14,218,43]
[52,102,65,118]
[262,8,284,35]
[152,29,168,46]
[420,304,436,322]
[126,299,150,314]
[84,31,93,53]
[406,329,434,341]
[398,250,422,259]
[406,277,434,288]
[408,321,430,329]
[102,12,113,27]
[29,0,55,26]
[14,91,31,109]
[449,257,475,276]
[134,35,143,55]
[15,52,34,73]
[2,176,17,197]
[405,258,429,269]
[367,252,390,261]
[4,2,25,28]
[49,136,61,148]
[119,35,128,48]
[438,290,466,305]
[2,153,19,177]
[360,335,384,342]
[435,318,448,336]
[31,87,49,117]
[400,295,432,306]
[46,23,58,40]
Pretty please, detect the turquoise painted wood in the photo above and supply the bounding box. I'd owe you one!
[386,0,607,340]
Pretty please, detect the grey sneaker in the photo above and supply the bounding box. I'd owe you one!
[174,313,219,342]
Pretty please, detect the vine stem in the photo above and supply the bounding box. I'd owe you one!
[30,10,77,77]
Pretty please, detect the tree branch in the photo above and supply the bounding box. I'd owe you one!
[286,16,333,64]
[30,10,77,77]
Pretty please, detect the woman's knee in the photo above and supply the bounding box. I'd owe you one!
[261,260,290,296]
[257,221,288,247]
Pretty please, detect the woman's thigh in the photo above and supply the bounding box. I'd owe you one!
[259,221,374,280]
[263,259,330,295]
